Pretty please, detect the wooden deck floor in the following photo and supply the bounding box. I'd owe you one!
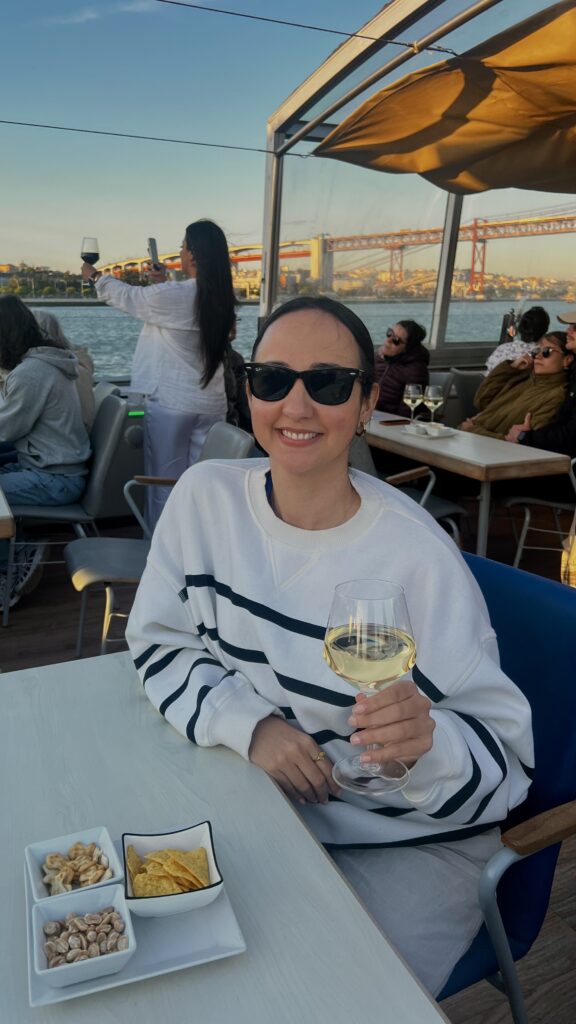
[2,505,575,1022]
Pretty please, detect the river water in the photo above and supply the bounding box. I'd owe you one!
[30,299,574,379]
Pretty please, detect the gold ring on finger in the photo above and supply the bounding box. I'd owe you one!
[312,751,326,762]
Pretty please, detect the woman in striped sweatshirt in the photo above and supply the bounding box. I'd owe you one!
[127,296,533,996]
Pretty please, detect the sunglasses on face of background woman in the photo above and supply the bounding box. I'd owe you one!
[386,329,405,346]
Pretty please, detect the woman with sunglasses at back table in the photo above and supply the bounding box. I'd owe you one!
[374,319,429,415]
[460,331,573,439]
[126,296,532,997]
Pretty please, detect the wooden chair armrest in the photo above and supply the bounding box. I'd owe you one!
[133,475,178,487]
[385,466,431,487]
[501,800,576,856]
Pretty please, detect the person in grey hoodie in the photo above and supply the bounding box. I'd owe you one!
[0,296,91,609]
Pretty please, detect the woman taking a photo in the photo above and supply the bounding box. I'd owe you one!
[126,296,532,996]
[375,319,429,415]
[82,219,237,529]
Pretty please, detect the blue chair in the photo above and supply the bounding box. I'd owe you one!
[439,554,576,1024]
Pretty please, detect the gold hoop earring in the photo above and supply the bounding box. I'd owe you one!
[355,421,367,438]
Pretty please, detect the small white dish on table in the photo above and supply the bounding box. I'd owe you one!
[122,821,223,917]
[32,883,136,988]
[25,826,122,903]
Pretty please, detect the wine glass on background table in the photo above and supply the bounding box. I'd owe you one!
[423,384,444,423]
[81,237,100,266]
[403,384,423,421]
[323,579,416,797]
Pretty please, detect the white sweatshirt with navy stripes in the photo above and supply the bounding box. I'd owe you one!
[126,459,533,849]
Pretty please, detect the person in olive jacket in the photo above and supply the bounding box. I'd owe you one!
[375,320,429,415]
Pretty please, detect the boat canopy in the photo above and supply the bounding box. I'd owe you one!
[260,0,576,359]
[314,1,576,196]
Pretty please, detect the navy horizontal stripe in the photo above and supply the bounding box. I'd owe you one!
[186,684,212,743]
[276,671,355,707]
[158,657,219,717]
[309,728,351,745]
[467,787,499,825]
[326,794,414,817]
[429,751,482,819]
[520,760,534,780]
[323,821,499,850]
[412,664,446,703]
[196,622,269,663]
[133,643,160,672]
[184,573,326,640]
[143,648,184,686]
[455,711,508,779]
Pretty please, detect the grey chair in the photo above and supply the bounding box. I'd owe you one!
[501,458,576,568]
[349,436,466,545]
[64,421,254,656]
[448,368,485,426]
[3,394,129,627]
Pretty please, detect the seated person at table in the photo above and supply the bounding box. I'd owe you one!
[374,319,429,415]
[486,305,550,374]
[126,296,533,997]
[0,296,91,611]
[34,311,96,431]
[461,332,572,440]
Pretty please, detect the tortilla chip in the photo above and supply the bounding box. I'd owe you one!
[132,872,184,897]
[126,845,144,884]
[168,848,210,888]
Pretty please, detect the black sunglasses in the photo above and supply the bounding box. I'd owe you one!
[386,328,405,346]
[244,363,366,405]
[531,346,562,359]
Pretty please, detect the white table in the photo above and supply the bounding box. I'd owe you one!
[368,414,571,556]
[2,652,448,1024]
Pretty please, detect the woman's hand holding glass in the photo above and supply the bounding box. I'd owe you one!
[348,681,434,769]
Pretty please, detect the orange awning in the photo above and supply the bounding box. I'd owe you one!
[314,1,576,194]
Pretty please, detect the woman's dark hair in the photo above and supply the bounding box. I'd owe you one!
[518,306,550,343]
[184,219,238,387]
[0,295,52,371]
[251,296,376,397]
[545,330,569,353]
[396,319,427,350]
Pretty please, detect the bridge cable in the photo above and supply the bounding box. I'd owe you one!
[0,119,305,157]
[153,0,458,55]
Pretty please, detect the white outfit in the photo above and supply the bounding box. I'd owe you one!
[126,460,533,994]
[95,274,227,528]
[486,339,533,373]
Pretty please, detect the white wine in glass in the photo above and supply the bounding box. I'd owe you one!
[403,384,423,421]
[81,236,100,266]
[323,579,416,797]
[423,384,444,423]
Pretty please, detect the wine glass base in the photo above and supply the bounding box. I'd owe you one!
[333,756,409,796]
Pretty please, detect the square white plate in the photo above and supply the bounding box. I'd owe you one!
[25,852,246,1007]
[401,426,457,439]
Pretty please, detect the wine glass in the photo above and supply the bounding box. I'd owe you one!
[323,579,416,797]
[423,384,444,423]
[403,384,423,421]
[81,237,100,266]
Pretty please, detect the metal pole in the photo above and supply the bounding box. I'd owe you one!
[429,192,463,351]
[259,127,284,324]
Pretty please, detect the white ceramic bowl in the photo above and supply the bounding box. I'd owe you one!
[32,883,136,988]
[25,826,122,903]
[122,821,223,918]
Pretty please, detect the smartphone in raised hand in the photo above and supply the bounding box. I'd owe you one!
[147,237,161,271]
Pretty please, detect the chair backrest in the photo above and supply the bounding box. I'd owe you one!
[92,380,121,417]
[450,368,485,424]
[197,421,254,462]
[81,394,129,518]
[461,554,576,956]
[427,370,454,420]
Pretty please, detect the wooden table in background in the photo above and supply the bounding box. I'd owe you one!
[367,415,571,556]
[2,652,448,1024]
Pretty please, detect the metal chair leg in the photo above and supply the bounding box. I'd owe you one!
[75,590,89,658]
[101,585,115,656]
[478,847,529,1024]
[2,535,17,628]
[513,507,532,568]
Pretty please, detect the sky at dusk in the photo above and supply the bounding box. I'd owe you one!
[2,0,574,280]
